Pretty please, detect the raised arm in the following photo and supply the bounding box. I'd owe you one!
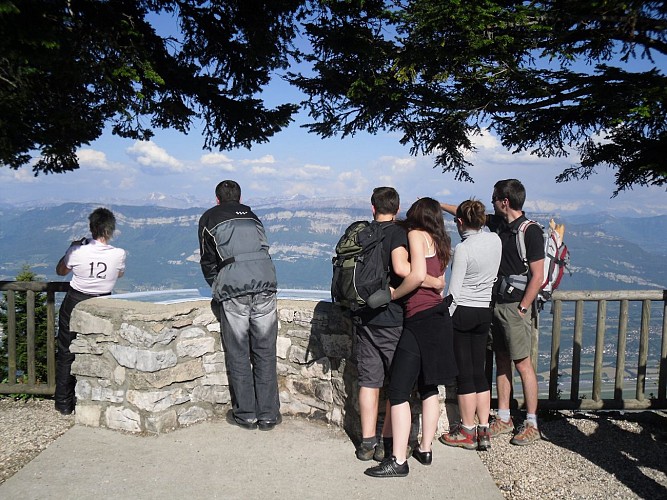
[440,202,457,216]
[55,239,85,276]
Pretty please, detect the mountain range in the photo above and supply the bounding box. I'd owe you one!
[1,198,665,294]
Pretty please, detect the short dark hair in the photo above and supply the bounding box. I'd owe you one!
[89,208,116,240]
[493,179,526,210]
[215,180,241,203]
[456,199,486,230]
[371,187,400,215]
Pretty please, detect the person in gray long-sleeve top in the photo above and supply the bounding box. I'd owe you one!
[440,199,501,451]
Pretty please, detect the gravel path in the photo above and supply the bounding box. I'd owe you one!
[1,397,666,498]
[0,398,73,485]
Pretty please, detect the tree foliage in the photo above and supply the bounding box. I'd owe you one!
[0,0,301,174]
[0,266,49,384]
[292,0,667,194]
[2,1,665,193]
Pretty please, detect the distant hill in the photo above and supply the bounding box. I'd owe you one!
[1,200,665,293]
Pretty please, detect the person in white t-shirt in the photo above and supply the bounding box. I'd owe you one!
[55,208,126,415]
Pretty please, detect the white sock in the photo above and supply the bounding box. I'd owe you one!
[526,413,538,427]
[497,409,511,422]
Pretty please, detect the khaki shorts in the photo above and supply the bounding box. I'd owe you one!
[491,302,532,361]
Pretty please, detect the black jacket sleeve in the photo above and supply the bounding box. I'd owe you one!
[199,212,219,286]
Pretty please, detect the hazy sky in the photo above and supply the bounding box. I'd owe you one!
[2,111,665,217]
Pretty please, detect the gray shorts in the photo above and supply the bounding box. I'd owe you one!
[491,302,532,361]
[355,324,402,388]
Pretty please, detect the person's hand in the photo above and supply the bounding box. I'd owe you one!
[390,287,396,300]
[434,275,445,295]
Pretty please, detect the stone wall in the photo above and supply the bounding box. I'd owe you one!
[70,298,456,436]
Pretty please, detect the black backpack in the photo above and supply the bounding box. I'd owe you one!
[331,220,391,311]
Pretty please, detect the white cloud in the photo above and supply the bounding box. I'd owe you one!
[200,152,236,171]
[337,170,369,194]
[126,141,185,172]
[7,168,37,183]
[471,131,501,151]
[119,177,136,189]
[251,166,278,176]
[377,155,417,174]
[249,181,271,192]
[77,148,125,171]
[292,163,331,180]
[242,155,276,165]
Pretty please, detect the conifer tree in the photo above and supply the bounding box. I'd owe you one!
[0,266,49,384]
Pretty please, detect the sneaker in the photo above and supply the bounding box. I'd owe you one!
[438,424,477,450]
[356,442,377,461]
[477,426,491,451]
[489,416,514,437]
[364,457,409,478]
[510,421,541,446]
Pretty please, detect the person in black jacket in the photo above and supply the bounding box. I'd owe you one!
[199,180,281,431]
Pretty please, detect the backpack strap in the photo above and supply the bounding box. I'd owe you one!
[514,219,538,275]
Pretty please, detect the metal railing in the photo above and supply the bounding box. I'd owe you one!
[0,281,69,395]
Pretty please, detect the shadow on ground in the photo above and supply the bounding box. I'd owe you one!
[542,411,667,498]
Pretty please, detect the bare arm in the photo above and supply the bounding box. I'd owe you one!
[422,273,444,294]
[391,246,410,278]
[391,230,427,301]
[391,239,444,292]
[440,202,457,216]
[55,257,70,276]
[519,258,545,315]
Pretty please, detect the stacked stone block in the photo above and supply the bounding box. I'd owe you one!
[69,297,453,437]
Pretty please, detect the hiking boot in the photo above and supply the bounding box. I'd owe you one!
[489,416,514,437]
[356,442,377,461]
[373,440,412,462]
[510,421,541,446]
[477,426,491,451]
[372,440,385,461]
[364,457,409,478]
[438,424,477,450]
